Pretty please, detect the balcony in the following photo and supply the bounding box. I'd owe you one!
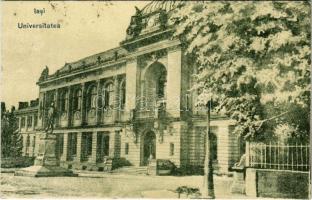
[135,99,166,120]
[102,107,114,124]
[72,111,81,127]
[59,112,68,127]
[86,108,96,125]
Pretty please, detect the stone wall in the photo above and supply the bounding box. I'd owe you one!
[119,128,141,166]
[246,168,310,199]
[188,120,239,174]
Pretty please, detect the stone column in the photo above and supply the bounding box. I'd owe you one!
[96,80,101,124]
[167,45,182,118]
[54,89,59,127]
[18,117,21,131]
[75,132,82,162]
[81,83,86,126]
[67,87,72,127]
[140,80,145,109]
[61,133,68,162]
[217,125,230,173]
[114,130,121,158]
[109,131,115,158]
[90,132,98,163]
[25,116,29,131]
[37,91,45,129]
[125,57,137,120]
[22,134,27,156]
[113,76,119,122]
[32,114,35,130]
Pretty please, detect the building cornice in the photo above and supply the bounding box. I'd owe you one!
[14,107,38,115]
[38,39,181,92]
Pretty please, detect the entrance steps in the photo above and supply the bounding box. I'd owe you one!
[111,166,148,175]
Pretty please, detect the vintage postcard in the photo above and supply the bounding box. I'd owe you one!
[1,0,311,199]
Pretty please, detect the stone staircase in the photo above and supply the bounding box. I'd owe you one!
[111,166,148,175]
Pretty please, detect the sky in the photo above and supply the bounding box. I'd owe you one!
[1,1,149,109]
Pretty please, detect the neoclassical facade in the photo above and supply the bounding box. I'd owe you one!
[15,2,243,174]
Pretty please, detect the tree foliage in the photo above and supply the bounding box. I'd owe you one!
[171,2,310,142]
[1,106,23,158]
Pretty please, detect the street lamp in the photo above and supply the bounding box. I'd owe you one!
[202,98,215,198]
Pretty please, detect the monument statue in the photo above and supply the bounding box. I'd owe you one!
[45,102,56,134]
[126,6,142,39]
[39,66,49,82]
[15,101,76,177]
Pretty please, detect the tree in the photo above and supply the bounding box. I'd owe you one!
[171,1,310,142]
[1,105,23,158]
[1,102,10,157]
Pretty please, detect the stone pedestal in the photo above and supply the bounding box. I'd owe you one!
[15,132,77,177]
[147,159,157,176]
[230,166,246,194]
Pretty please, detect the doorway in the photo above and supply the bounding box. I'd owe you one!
[142,131,156,166]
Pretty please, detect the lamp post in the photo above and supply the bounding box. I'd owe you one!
[202,99,215,198]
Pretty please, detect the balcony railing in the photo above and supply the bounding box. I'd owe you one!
[135,98,166,120]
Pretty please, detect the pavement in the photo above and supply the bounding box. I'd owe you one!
[1,169,250,199]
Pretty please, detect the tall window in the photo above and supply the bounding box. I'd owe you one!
[27,116,32,128]
[59,90,68,113]
[56,134,64,159]
[125,143,129,155]
[32,135,36,148]
[119,81,126,110]
[26,135,30,156]
[96,133,110,162]
[34,114,38,127]
[82,133,92,161]
[210,133,218,162]
[104,83,114,109]
[26,135,30,147]
[32,135,36,155]
[87,85,97,111]
[68,133,77,159]
[157,70,167,98]
[103,135,110,156]
[21,117,26,128]
[73,89,82,111]
[170,143,174,156]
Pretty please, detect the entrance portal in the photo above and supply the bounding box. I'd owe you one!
[142,131,156,166]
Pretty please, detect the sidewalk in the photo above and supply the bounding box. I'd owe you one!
[1,169,250,199]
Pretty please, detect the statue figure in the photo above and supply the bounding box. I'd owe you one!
[39,66,49,82]
[126,6,143,39]
[45,102,56,134]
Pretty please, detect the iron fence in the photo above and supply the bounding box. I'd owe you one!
[246,142,310,172]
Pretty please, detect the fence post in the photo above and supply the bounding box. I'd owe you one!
[246,141,250,167]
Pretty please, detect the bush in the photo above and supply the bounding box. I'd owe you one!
[111,157,132,170]
[157,159,176,170]
[175,186,201,198]
[1,157,34,168]
[172,165,204,176]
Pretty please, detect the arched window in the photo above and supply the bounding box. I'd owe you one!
[86,85,97,110]
[119,81,126,110]
[59,90,68,113]
[104,82,114,109]
[73,89,82,111]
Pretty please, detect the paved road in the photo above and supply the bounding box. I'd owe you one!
[1,172,247,198]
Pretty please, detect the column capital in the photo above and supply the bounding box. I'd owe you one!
[127,57,137,63]
[167,44,181,53]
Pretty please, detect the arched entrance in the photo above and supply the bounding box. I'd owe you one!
[142,131,156,166]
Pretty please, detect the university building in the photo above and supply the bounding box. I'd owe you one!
[15,2,243,174]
